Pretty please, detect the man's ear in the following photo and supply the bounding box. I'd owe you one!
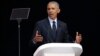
[58,9,60,13]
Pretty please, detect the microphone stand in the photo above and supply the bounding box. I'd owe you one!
[17,19,21,56]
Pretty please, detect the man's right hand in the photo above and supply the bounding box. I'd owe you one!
[33,31,43,43]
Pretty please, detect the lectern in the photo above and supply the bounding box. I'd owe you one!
[33,43,83,56]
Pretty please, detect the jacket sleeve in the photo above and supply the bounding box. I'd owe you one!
[28,22,42,50]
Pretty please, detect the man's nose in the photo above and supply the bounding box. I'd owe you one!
[49,9,53,12]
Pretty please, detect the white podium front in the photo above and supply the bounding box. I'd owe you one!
[33,43,83,56]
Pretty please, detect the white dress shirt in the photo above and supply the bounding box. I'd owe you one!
[48,17,57,29]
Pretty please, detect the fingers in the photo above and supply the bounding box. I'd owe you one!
[75,32,82,44]
[76,32,82,40]
[79,34,82,36]
[76,32,82,36]
[76,32,79,36]
[34,36,43,42]
[34,30,43,43]
[36,30,42,36]
[35,36,43,40]
[36,30,39,36]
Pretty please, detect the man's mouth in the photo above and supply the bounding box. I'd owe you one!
[49,13,54,15]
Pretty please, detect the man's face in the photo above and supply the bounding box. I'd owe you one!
[47,3,60,19]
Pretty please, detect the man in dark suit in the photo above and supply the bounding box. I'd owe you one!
[31,1,82,48]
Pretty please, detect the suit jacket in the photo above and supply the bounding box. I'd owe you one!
[31,18,73,45]
[29,18,74,53]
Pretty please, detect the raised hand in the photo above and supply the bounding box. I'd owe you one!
[33,30,43,43]
[75,32,82,44]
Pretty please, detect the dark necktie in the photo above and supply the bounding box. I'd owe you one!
[52,21,56,41]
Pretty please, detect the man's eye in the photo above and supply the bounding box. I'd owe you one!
[47,8,55,10]
[52,8,55,10]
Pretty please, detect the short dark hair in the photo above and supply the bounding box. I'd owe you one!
[48,1,60,8]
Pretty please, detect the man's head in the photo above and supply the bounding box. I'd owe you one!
[47,1,60,20]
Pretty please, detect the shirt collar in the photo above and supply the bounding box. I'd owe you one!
[48,17,57,23]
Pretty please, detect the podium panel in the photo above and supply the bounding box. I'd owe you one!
[44,53,74,56]
[33,43,83,56]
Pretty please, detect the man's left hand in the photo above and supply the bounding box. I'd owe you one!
[75,32,82,44]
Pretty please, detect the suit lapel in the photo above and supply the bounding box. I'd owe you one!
[45,18,54,42]
[45,18,62,42]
